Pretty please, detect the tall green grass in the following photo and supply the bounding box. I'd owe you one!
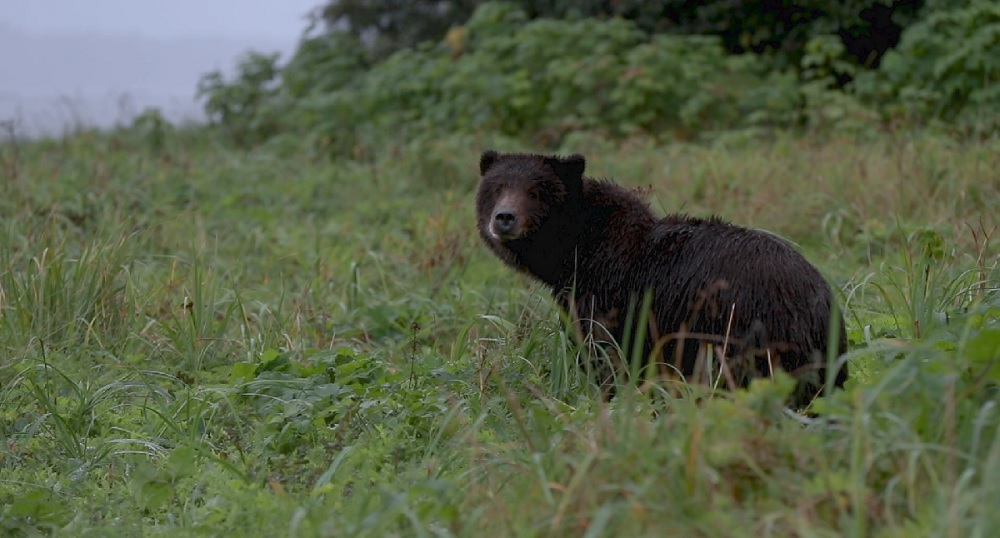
[0,126,997,536]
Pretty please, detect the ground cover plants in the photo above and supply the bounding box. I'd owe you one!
[0,122,997,536]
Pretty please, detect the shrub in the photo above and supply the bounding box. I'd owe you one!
[285,3,817,149]
[196,52,285,147]
[857,0,1000,129]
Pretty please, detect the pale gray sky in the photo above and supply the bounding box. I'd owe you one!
[0,0,322,135]
[0,0,320,40]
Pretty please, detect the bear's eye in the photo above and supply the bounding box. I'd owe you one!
[528,192,538,200]
[494,186,502,195]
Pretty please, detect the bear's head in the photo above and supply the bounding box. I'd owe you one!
[475,150,585,251]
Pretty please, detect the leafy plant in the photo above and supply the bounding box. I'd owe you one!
[859,0,1000,129]
[316,0,923,73]
[196,52,285,147]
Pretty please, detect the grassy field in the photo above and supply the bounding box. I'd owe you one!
[1,126,998,536]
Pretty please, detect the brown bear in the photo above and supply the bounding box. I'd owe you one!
[475,150,848,408]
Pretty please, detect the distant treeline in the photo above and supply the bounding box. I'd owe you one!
[321,0,920,71]
[194,0,999,150]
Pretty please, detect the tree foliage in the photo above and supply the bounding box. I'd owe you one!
[196,1,998,149]
[196,52,284,146]
[860,0,1000,124]
[321,0,923,71]
[320,0,483,60]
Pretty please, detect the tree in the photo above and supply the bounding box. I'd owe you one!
[320,0,483,60]
[320,0,921,73]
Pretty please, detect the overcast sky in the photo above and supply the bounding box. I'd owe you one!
[0,0,319,40]
[0,0,322,135]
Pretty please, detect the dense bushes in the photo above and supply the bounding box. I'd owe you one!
[196,52,284,146]
[861,0,1000,126]
[322,0,923,69]
[196,1,999,150]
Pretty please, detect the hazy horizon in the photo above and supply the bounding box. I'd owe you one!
[0,1,319,136]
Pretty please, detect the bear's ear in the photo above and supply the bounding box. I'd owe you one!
[544,154,585,180]
[544,154,585,192]
[480,150,499,175]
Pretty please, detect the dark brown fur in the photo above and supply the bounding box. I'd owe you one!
[475,150,848,408]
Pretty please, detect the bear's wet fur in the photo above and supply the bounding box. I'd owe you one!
[475,150,848,408]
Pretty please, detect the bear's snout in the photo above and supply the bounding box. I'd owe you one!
[491,209,518,239]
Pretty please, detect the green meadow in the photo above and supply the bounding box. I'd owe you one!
[1,125,997,536]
